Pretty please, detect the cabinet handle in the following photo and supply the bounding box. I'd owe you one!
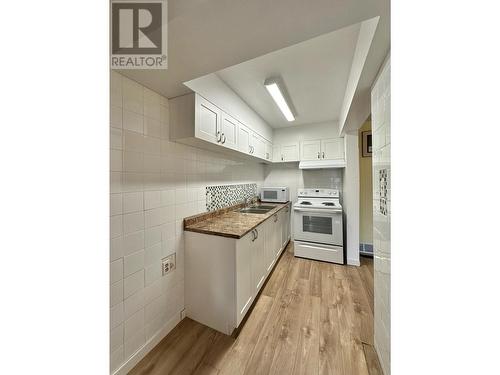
[251,229,256,242]
[274,214,277,222]
[322,151,325,159]
[281,155,284,161]
[317,152,320,159]
[222,134,226,144]
[255,229,258,239]
[216,131,221,142]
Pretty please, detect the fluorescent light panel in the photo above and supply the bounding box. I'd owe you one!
[264,79,295,121]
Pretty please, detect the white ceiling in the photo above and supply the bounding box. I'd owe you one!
[119,0,390,107]
[216,23,361,128]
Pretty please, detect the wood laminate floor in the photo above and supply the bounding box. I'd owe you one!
[129,243,382,375]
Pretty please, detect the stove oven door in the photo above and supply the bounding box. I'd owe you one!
[293,208,343,246]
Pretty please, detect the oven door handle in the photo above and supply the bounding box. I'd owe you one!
[293,207,342,213]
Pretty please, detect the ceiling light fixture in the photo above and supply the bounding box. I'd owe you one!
[264,78,295,122]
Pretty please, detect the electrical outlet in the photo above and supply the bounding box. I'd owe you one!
[161,254,176,276]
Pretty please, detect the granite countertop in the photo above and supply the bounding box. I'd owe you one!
[184,202,291,239]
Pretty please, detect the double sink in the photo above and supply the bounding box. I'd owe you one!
[237,205,276,214]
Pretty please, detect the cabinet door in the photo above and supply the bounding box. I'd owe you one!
[285,204,291,243]
[265,141,273,161]
[301,140,321,161]
[321,138,344,160]
[275,212,283,257]
[253,134,266,159]
[220,112,239,150]
[282,142,299,162]
[251,226,266,294]
[238,124,251,155]
[266,215,278,273]
[236,232,253,325]
[195,95,221,145]
[282,206,290,249]
[272,145,282,162]
[251,132,260,158]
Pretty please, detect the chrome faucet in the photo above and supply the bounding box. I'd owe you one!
[245,196,258,207]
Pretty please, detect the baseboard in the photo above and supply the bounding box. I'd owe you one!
[347,257,360,266]
[112,311,182,375]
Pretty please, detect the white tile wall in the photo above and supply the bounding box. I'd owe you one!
[263,163,343,204]
[371,55,391,375]
[109,72,265,373]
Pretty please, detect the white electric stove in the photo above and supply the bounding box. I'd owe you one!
[293,188,344,264]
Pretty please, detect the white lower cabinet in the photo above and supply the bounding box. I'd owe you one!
[185,204,291,335]
[281,204,291,249]
[236,229,256,325]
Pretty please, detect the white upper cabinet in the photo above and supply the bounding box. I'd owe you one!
[238,123,252,155]
[265,140,273,161]
[195,95,221,145]
[170,92,273,161]
[321,138,344,160]
[272,142,299,162]
[299,137,345,161]
[272,145,282,162]
[220,112,239,150]
[301,140,322,160]
[281,142,300,162]
[252,133,266,159]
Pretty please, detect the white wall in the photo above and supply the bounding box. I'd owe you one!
[359,120,373,247]
[273,121,340,144]
[110,72,265,374]
[263,164,343,205]
[371,55,391,375]
[343,133,360,266]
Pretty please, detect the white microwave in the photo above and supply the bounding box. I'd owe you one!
[260,187,289,203]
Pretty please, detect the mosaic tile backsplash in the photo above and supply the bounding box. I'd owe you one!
[379,169,388,216]
[206,183,258,211]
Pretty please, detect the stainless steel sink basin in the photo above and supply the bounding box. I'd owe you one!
[237,205,275,214]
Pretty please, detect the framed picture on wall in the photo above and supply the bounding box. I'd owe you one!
[362,130,372,157]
